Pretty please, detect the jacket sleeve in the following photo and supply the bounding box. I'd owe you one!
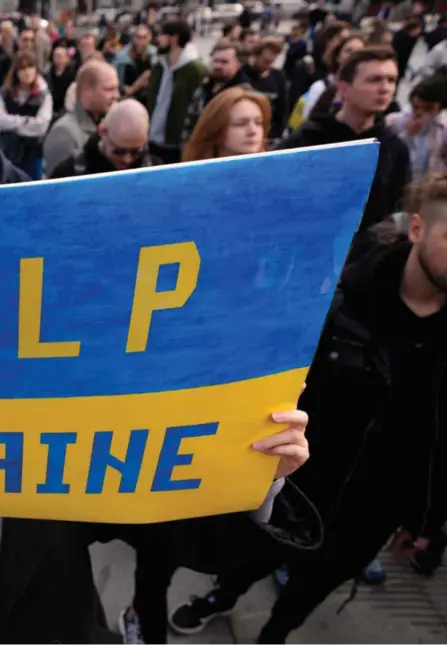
[14,91,53,138]
[250,478,285,523]
[257,477,323,553]
[0,93,24,132]
[162,478,323,575]
[43,124,76,176]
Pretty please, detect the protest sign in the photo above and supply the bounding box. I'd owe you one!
[0,141,378,523]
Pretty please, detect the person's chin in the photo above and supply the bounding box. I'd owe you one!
[243,142,261,154]
[375,99,391,112]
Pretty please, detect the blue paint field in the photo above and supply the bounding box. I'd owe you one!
[0,142,378,398]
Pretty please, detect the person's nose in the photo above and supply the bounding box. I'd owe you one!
[246,121,257,136]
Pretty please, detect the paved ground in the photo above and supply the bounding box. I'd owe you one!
[91,539,447,643]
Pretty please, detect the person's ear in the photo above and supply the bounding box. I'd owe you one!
[432,101,442,116]
[336,79,348,100]
[408,213,425,244]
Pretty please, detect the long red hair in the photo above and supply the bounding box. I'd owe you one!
[182,86,271,162]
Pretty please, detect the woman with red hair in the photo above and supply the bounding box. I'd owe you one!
[183,85,271,162]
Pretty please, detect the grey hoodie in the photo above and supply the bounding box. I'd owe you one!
[149,43,199,147]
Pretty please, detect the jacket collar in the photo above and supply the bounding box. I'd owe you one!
[74,102,100,135]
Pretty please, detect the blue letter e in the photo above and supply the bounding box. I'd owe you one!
[0,432,24,493]
[151,423,218,492]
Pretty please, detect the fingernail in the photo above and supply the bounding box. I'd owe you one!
[271,411,285,422]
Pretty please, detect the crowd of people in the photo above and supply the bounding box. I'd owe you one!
[0,1,446,644]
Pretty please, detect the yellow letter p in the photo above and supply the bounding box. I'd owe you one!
[126,242,200,353]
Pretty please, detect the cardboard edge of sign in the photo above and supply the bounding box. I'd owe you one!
[0,138,380,191]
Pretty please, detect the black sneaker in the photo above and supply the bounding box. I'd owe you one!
[169,589,237,635]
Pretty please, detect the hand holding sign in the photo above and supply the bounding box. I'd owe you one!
[253,409,309,479]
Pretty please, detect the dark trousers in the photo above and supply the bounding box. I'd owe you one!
[209,518,401,643]
[149,142,181,165]
[0,519,118,644]
[115,512,291,643]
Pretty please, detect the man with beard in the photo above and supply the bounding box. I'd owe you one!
[147,20,206,164]
[169,172,447,643]
[242,37,288,141]
[182,40,251,143]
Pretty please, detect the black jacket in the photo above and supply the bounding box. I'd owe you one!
[294,230,447,543]
[49,132,162,179]
[276,114,411,230]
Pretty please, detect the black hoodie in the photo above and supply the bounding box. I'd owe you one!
[276,114,411,231]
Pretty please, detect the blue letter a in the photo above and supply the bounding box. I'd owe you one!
[0,432,24,493]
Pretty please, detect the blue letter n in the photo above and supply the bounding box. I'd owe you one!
[151,422,218,492]
[0,432,23,493]
[85,429,148,494]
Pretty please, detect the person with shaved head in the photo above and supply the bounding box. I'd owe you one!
[44,59,119,175]
[49,98,161,178]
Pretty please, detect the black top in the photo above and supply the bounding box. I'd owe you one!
[47,65,75,114]
[242,64,288,140]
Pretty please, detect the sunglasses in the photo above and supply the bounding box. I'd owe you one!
[111,144,147,157]
[103,131,148,158]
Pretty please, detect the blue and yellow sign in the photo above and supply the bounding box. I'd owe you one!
[0,141,378,523]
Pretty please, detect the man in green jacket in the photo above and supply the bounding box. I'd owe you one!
[148,21,206,164]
